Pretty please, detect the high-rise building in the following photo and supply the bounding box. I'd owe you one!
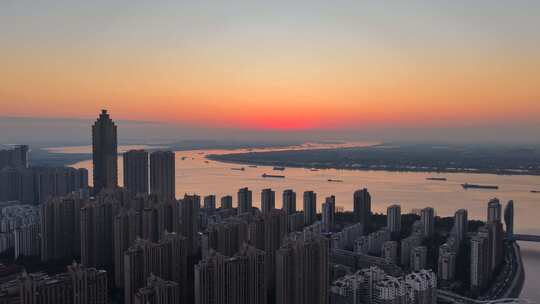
[487,198,502,223]
[322,196,336,233]
[113,209,142,287]
[179,194,200,254]
[438,249,456,281]
[194,243,267,304]
[0,145,28,169]
[237,187,252,214]
[353,188,371,228]
[92,109,118,194]
[504,200,514,238]
[382,241,398,264]
[124,232,188,304]
[261,188,275,214]
[421,207,435,238]
[220,195,233,209]
[470,234,489,290]
[400,235,423,267]
[203,195,216,211]
[123,150,149,195]
[40,195,81,261]
[303,191,317,226]
[134,274,179,304]
[14,223,40,259]
[276,232,329,304]
[67,262,108,304]
[19,263,107,304]
[203,217,248,257]
[386,205,401,233]
[150,151,175,200]
[80,198,120,268]
[453,209,468,243]
[410,246,428,271]
[282,189,296,215]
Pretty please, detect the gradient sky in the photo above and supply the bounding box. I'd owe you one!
[1,1,539,135]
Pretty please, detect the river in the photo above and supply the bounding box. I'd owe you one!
[52,143,540,302]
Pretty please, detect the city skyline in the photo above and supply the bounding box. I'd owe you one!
[1,1,539,142]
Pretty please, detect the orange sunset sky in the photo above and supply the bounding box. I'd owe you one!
[1,1,539,132]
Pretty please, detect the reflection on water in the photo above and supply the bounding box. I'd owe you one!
[58,144,540,301]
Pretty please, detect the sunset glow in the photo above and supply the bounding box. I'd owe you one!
[1,1,539,131]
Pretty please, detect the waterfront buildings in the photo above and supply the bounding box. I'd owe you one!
[92,109,118,194]
[303,191,317,226]
[220,195,233,209]
[421,207,435,238]
[123,150,149,195]
[237,187,252,214]
[261,188,275,214]
[386,204,401,233]
[353,188,371,228]
[282,189,296,215]
[150,151,175,200]
[322,196,336,232]
[454,209,468,243]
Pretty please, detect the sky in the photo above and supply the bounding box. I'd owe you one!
[1,1,539,142]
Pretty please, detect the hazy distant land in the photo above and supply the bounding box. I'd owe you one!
[207,143,540,176]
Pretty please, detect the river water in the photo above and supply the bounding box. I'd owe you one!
[55,144,540,302]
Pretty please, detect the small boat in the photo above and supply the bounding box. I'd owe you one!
[310,168,320,172]
[204,160,209,164]
[248,165,258,168]
[531,190,540,193]
[262,173,285,178]
[462,183,499,190]
[231,167,245,171]
[328,179,343,182]
[181,156,187,160]
[273,166,286,171]
[426,177,447,181]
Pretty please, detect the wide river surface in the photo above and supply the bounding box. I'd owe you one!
[52,143,540,302]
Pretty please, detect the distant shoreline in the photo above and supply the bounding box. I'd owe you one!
[206,144,540,177]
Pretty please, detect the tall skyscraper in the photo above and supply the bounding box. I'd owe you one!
[453,209,468,243]
[276,232,329,304]
[150,151,176,200]
[282,189,296,215]
[470,234,489,290]
[123,150,149,195]
[386,204,401,233]
[487,198,502,223]
[221,195,233,209]
[303,191,317,226]
[353,188,371,228]
[237,187,252,214]
[203,195,216,210]
[504,200,514,238]
[322,196,336,233]
[421,207,435,237]
[261,188,275,214]
[92,109,118,194]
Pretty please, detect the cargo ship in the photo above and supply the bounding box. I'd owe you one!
[262,173,285,178]
[248,165,258,168]
[531,190,540,193]
[426,177,447,181]
[328,179,344,182]
[231,167,245,171]
[273,166,286,171]
[461,183,498,190]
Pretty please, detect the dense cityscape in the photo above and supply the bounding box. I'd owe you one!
[0,111,525,304]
